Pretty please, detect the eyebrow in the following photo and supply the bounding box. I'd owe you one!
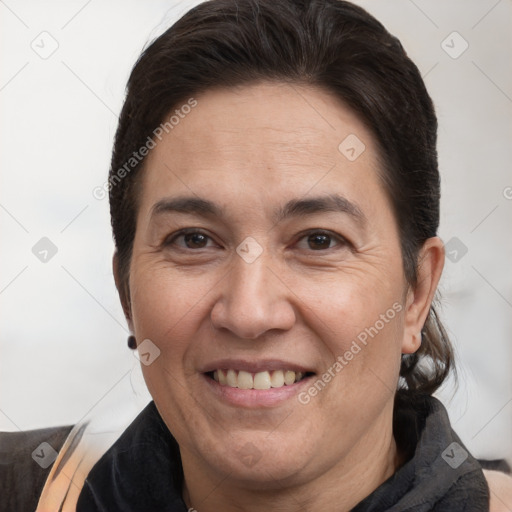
[151,196,221,219]
[275,194,366,226]
[150,194,366,226]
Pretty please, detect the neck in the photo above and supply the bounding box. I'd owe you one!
[181,407,401,512]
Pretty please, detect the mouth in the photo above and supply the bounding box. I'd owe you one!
[200,359,317,407]
[205,369,314,390]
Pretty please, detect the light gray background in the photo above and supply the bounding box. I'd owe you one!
[1,0,511,464]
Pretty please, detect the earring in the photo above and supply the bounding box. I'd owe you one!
[128,335,137,349]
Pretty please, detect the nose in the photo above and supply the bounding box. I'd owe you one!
[210,255,296,339]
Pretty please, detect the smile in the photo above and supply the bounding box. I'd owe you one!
[209,369,311,389]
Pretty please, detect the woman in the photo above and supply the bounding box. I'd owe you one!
[23,0,511,510]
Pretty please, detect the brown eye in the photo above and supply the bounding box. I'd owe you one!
[164,229,219,251]
[183,232,209,248]
[294,230,346,252]
[307,233,333,250]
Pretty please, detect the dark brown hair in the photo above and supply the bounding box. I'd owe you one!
[109,0,454,395]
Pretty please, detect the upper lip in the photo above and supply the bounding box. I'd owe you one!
[199,359,316,374]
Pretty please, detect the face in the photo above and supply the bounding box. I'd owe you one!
[123,82,421,489]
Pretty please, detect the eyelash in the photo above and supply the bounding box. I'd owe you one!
[163,228,350,252]
[163,229,218,249]
[294,229,348,251]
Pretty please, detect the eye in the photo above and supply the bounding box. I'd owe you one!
[165,230,217,249]
[295,230,345,251]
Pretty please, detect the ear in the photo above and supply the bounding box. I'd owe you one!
[113,251,134,332]
[402,237,445,354]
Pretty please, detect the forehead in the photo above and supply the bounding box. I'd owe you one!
[140,82,386,215]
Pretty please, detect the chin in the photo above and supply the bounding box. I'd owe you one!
[199,432,315,487]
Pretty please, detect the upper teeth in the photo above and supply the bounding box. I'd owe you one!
[213,369,305,389]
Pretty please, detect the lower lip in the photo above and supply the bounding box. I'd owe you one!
[202,374,314,408]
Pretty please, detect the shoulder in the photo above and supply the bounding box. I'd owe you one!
[0,425,72,512]
[484,469,512,512]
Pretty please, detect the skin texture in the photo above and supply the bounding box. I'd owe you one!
[114,82,445,511]
[485,470,512,512]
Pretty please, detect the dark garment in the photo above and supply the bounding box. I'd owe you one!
[352,393,490,511]
[0,425,72,512]
[76,394,491,512]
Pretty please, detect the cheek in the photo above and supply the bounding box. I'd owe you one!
[128,263,220,440]
[129,261,217,365]
[287,268,405,399]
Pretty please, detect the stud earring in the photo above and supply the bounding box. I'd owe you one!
[128,335,137,349]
